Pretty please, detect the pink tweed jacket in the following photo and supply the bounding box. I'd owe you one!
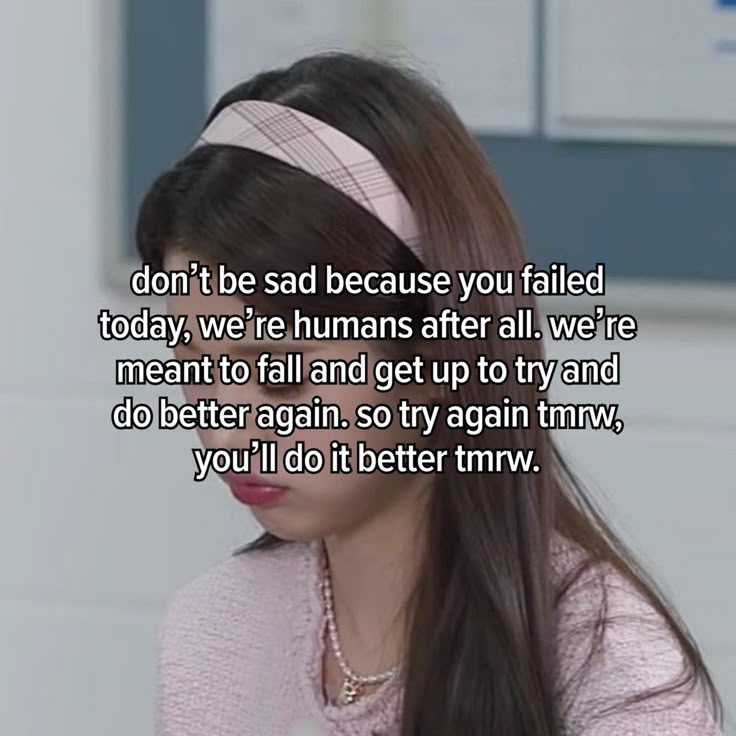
[155,537,721,735]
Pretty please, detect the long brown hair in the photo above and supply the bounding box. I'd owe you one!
[136,52,722,735]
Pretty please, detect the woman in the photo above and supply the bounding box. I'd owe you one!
[137,52,724,735]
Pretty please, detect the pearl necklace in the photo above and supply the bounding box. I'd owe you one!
[321,569,399,705]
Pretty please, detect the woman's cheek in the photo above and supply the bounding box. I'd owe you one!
[181,383,212,404]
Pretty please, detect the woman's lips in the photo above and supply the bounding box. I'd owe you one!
[222,472,288,507]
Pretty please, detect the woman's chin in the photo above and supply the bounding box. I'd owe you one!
[251,506,325,543]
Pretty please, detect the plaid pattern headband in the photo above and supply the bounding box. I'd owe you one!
[193,100,422,261]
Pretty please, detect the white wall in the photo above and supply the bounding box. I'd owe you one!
[0,2,733,734]
[0,3,260,734]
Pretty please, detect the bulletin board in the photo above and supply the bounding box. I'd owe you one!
[545,0,736,145]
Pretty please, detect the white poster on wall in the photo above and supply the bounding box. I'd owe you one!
[207,0,538,135]
[206,0,358,105]
[545,0,736,144]
[394,0,537,134]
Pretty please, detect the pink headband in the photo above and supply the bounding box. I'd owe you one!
[193,100,422,261]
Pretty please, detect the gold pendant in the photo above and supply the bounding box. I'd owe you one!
[339,677,361,705]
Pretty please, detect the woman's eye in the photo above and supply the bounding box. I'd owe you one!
[259,383,304,400]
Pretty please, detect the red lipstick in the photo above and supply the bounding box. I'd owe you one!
[222,471,288,507]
